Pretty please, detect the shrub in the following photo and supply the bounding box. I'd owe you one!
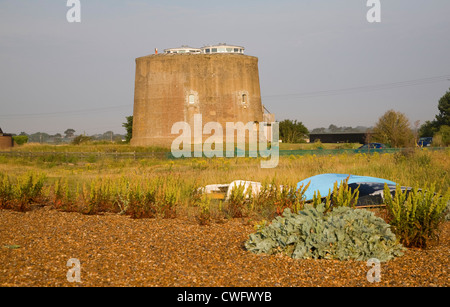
[226,181,310,219]
[384,184,449,248]
[245,204,405,262]
[0,172,46,212]
[124,185,158,219]
[312,139,324,150]
[196,194,212,225]
[312,176,359,212]
[372,109,415,147]
[226,183,252,218]
[252,181,309,218]
[72,135,92,145]
[12,135,28,145]
[53,178,79,212]
[433,125,450,147]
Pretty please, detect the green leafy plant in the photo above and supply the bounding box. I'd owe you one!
[384,184,449,248]
[245,205,405,262]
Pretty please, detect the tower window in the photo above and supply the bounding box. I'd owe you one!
[189,94,195,104]
[242,94,247,104]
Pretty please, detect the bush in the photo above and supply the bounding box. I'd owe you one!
[225,181,310,220]
[195,194,212,225]
[384,184,449,248]
[51,175,180,218]
[226,183,252,218]
[433,125,450,147]
[12,135,28,145]
[72,135,92,145]
[372,109,415,147]
[245,204,405,262]
[0,172,46,212]
[312,176,359,212]
[252,181,309,218]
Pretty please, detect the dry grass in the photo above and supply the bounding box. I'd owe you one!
[1,146,449,217]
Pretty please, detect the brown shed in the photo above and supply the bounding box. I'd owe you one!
[0,128,14,150]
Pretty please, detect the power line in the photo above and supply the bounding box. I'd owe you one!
[1,74,449,119]
[0,104,131,119]
[261,74,450,100]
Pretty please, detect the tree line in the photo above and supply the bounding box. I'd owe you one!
[121,87,450,148]
[10,88,449,148]
[12,129,126,145]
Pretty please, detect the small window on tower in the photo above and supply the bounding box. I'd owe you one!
[189,94,195,104]
[242,94,247,104]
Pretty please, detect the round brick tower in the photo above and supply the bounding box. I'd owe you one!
[130,52,264,147]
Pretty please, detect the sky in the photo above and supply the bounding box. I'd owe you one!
[1,0,450,135]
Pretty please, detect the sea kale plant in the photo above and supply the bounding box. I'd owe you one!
[245,204,405,262]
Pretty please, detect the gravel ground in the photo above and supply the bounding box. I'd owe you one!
[0,206,448,287]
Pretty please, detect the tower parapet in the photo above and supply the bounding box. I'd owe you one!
[163,43,245,55]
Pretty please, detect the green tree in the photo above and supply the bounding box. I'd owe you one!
[436,88,450,126]
[29,132,50,143]
[71,135,92,145]
[419,87,450,137]
[279,119,309,143]
[12,135,28,145]
[122,116,133,143]
[419,120,438,138]
[64,129,75,139]
[433,125,450,147]
[372,110,414,148]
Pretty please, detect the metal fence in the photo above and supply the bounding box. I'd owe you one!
[0,147,447,161]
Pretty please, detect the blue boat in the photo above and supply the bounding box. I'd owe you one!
[297,173,398,206]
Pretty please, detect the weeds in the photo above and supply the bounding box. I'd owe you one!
[384,184,450,248]
[252,181,310,218]
[196,193,212,225]
[311,176,360,212]
[0,146,449,244]
[0,172,46,212]
[226,183,252,218]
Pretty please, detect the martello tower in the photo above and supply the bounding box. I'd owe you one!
[130,43,267,147]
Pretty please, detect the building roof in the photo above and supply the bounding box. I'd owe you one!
[164,45,202,53]
[162,43,245,54]
[201,43,245,49]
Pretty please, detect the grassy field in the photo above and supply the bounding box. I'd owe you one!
[1,143,449,287]
[1,143,449,220]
